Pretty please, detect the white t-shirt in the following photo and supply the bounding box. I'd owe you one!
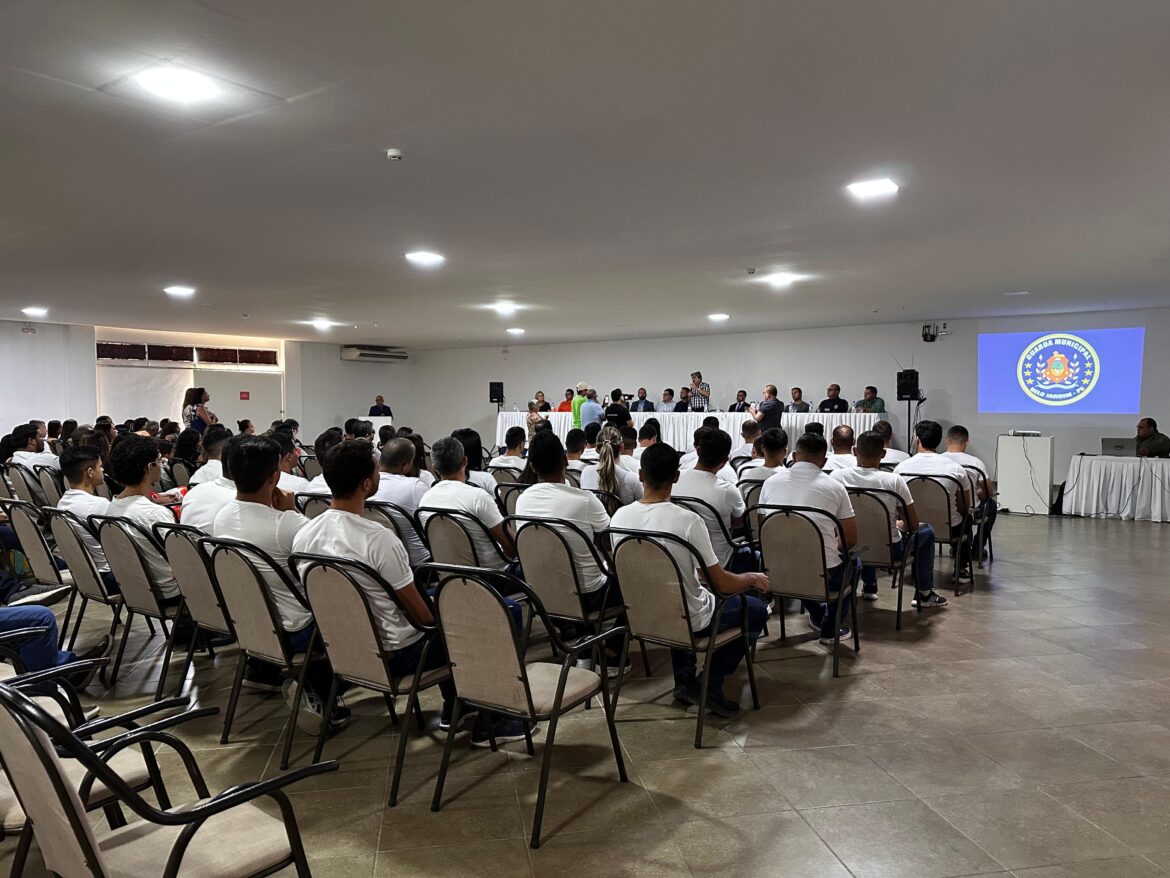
[302,474,331,496]
[419,470,436,489]
[211,500,312,631]
[943,450,988,501]
[487,455,525,475]
[730,442,755,462]
[895,452,969,517]
[278,471,310,495]
[420,479,508,569]
[758,461,855,568]
[180,478,237,533]
[738,464,781,485]
[12,449,60,471]
[104,495,179,597]
[566,459,588,473]
[187,458,222,486]
[580,447,600,463]
[618,454,640,474]
[579,462,644,506]
[610,501,718,631]
[291,509,420,650]
[830,467,913,545]
[370,473,430,566]
[673,468,746,566]
[824,453,858,472]
[632,445,651,460]
[466,470,497,493]
[514,482,610,592]
[57,489,111,572]
[679,449,699,469]
[881,448,910,464]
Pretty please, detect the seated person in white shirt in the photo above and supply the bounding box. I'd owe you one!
[823,425,858,472]
[8,423,59,503]
[738,428,789,485]
[611,443,768,718]
[57,445,119,594]
[487,427,526,476]
[681,426,739,483]
[674,429,749,570]
[349,419,375,443]
[632,422,658,460]
[580,422,602,463]
[580,426,644,506]
[181,435,242,533]
[450,428,498,493]
[732,420,761,464]
[187,425,230,486]
[565,429,589,473]
[894,420,973,583]
[873,420,910,464]
[371,439,431,567]
[291,440,476,738]
[942,424,997,557]
[302,428,344,495]
[618,426,640,473]
[270,430,310,495]
[104,434,182,604]
[831,431,947,608]
[759,432,861,643]
[656,388,677,413]
[420,437,517,570]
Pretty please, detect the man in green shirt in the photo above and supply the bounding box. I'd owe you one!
[854,385,886,414]
[571,382,589,429]
[1136,418,1170,458]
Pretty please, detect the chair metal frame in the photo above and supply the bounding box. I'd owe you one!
[962,464,996,569]
[602,527,761,747]
[295,493,331,518]
[421,562,628,849]
[670,494,755,571]
[586,488,623,516]
[843,488,921,631]
[363,500,431,555]
[34,467,63,507]
[415,506,516,569]
[4,465,42,507]
[168,458,194,489]
[487,465,524,486]
[0,499,74,645]
[42,507,124,651]
[904,474,971,595]
[493,481,530,516]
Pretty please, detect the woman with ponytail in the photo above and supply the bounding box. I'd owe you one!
[580,425,643,507]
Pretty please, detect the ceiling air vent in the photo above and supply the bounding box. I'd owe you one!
[340,345,409,362]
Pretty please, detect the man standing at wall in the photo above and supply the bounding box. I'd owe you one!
[571,382,588,429]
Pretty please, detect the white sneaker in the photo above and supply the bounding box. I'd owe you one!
[860,591,879,602]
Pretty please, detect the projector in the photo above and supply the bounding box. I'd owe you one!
[1009,429,1042,437]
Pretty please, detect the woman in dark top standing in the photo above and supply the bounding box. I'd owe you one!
[181,387,217,433]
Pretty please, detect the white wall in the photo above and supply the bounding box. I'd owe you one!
[0,321,96,434]
[283,342,416,441]
[403,306,1170,485]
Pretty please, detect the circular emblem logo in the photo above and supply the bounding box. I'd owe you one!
[1017,332,1100,406]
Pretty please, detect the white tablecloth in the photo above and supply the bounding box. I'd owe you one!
[1063,455,1170,522]
[495,411,879,452]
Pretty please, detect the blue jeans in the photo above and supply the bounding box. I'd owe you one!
[672,595,768,694]
[388,634,457,705]
[861,525,936,595]
[0,605,72,671]
[804,557,861,638]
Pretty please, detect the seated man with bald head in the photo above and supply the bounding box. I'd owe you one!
[824,425,857,472]
[371,437,432,567]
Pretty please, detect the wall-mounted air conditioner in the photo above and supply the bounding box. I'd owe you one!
[339,345,409,362]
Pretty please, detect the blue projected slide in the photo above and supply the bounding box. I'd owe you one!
[977,327,1145,414]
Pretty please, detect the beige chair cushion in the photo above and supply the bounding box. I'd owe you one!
[389,665,450,694]
[99,799,292,878]
[703,627,743,652]
[526,662,600,716]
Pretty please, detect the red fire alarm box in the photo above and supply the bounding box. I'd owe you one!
[240,391,250,400]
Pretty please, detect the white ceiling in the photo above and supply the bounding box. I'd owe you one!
[2,0,1169,349]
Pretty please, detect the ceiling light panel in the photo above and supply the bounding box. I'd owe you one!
[846,177,900,201]
[100,66,282,124]
[21,307,48,317]
[405,250,445,268]
[506,327,526,335]
[164,285,196,298]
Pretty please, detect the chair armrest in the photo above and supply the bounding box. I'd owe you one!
[73,696,195,737]
[80,730,214,803]
[561,626,629,657]
[84,707,220,752]
[9,658,109,688]
[0,626,51,645]
[149,760,340,824]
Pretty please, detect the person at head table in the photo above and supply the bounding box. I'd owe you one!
[1136,418,1170,458]
[369,395,393,417]
[817,384,849,414]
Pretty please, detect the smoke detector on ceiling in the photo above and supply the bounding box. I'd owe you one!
[385,148,403,161]
[20,322,36,335]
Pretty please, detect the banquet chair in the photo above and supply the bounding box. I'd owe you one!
[844,488,919,631]
[564,469,581,488]
[43,508,123,650]
[0,470,14,501]
[729,455,752,474]
[90,515,186,689]
[488,466,520,486]
[4,465,42,507]
[587,489,622,516]
[424,563,628,848]
[363,500,428,551]
[0,682,333,878]
[417,507,516,569]
[168,459,193,489]
[604,527,760,747]
[962,464,996,569]
[494,482,529,516]
[670,495,755,572]
[296,494,331,518]
[288,553,450,806]
[34,467,63,507]
[737,480,765,548]
[905,475,970,595]
[302,455,323,480]
[0,500,74,641]
[753,504,862,677]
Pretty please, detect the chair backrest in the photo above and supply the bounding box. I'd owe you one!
[963,464,990,501]
[0,500,62,585]
[6,464,41,506]
[302,456,323,480]
[494,482,528,516]
[511,517,597,620]
[155,523,232,635]
[432,569,532,716]
[35,467,63,506]
[44,509,110,602]
[0,687,104,878]
[729,455,752,473]
[0,471,13,501]
[564,469,581,488]
[739,480,765,541]
[293,554,418,690]
[671,495,736,556]
[487,466,519,486]
[169,459,192,488]
[755,506,834,600]
[92,516,168,614]
[906,476,959,531]
[846,488,900,568]
[206,540,291,665]
[361,501,416,546]
[588,489,622,516]
[297,494,331,518]
[418,508,489,567]
[606,528,702,647]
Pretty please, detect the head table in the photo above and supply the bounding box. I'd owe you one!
[494,411,879,452]
[1062,455,1170,522]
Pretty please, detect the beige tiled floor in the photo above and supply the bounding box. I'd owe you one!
[10,514,1170,877]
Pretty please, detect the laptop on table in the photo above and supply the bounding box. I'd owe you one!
[1101,437,1137,456]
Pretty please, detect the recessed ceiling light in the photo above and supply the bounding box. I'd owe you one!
[756,271,811,289]
[133,67,221,103]
[163,285,196,298]
[492,302,518,317]
[708,313,730,322]
[846,177,899,201]
[1003,290,1031,297]
[405,250,446,268]
[21,307,47,318]
[506,327,526,336]
[303,319,340,331]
